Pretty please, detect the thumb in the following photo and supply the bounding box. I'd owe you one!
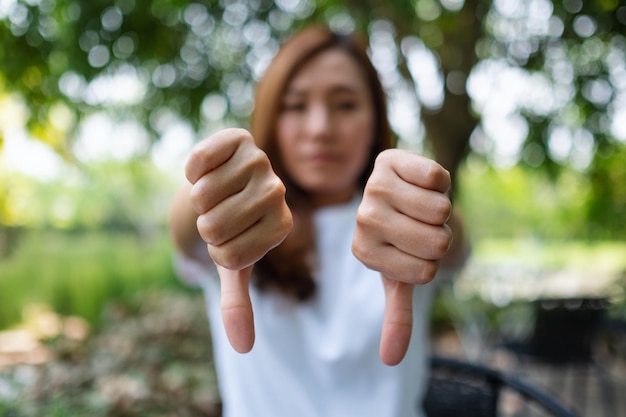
[380,276,414,366]
[217,265,255,353]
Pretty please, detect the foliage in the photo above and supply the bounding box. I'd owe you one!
[0,156,175,233]
[585,143,626,239]
[482,0,626,173]
[456,158,589,240]
[0,0,624,234]
[1,288,624,416]
[0,230,182,330]
[0,291,220,417]
[1,0,624,240]
[1,0,625,176]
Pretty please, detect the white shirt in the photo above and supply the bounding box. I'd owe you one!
[175,194,436,417]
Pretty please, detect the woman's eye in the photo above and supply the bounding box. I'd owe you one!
[336,101,357,111]
[282,102,305,112]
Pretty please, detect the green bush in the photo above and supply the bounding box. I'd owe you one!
[586,144,626,239]
[457,161,589,241]
[0,229,185,330]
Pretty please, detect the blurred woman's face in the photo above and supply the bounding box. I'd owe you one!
[276,48,375,207]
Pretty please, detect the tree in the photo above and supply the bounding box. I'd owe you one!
[1,0,625,217]
[586,142,626,239]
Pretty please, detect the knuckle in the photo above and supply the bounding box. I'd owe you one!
[232,127,252,137]
[425,160,451,188]
[227,127,254,144]
[263,207,293,251]
[399,261,437,286]
[369,150,394,177]
[185,151,207,183]
[350,240,365,263]
[258,177,289,225]
[355,204,383,229]
[197,213,226,246]
[244,147,272,174]
[415,261,439,284]
[218,251,246,271]
[433,196,452,224]
[208,246,244,270]
[422,160,440,183]
[354,208,368,228]
[428,229,452,259]
[189,180,210,213]
[375,149,395,166]
[363,176,387,198]
[250,144,270,163]
[384,235,448,285]
[265,175,287,201]
[278,206,294,235]
[351,237,374,266]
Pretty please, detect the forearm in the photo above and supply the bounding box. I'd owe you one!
[168,182,205,261]
[441,208,469,270]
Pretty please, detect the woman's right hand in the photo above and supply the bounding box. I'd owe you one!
[185,128,294,353]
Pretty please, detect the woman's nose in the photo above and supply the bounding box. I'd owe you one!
[304,104,331,140]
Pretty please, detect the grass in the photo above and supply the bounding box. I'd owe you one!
[1,228,624,334]
[0,229,186,331]
[473,238,626,274]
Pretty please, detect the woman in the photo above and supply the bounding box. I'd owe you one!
[169,25,461,417]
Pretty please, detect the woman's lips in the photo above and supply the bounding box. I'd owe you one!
[305,152,340,165]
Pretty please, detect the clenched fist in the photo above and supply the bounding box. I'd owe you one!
[352,149,453,365]
[185,128,293,353]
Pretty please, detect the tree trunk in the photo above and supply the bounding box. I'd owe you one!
[421,0,483,197]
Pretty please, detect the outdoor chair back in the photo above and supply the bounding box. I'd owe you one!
[423,356,579,417]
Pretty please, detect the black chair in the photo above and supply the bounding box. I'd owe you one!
[423,356,579,417]
[498,297,622,416]
[526,297,608,364]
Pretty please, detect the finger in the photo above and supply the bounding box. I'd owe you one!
[217,265,255,353]
[196,173,287,248]
[352,226,445,285]
[208,206,293,271]
[189,165,249,214]
[196,200,263,247]
[379,150,451,193]
[386,183,452,226]
[190,143,272,215]
[374,216,452,262]
[380,276,414,366]
[355,195,452,262]
[185,128,251,184]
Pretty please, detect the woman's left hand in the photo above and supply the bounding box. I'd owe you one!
[351,149,452,366]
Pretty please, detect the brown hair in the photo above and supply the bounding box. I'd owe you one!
[250,25,394,301]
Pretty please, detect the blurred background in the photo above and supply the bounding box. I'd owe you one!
[1,0,625,416]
